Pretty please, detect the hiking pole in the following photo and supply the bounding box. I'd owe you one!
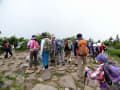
[84,71,88,89]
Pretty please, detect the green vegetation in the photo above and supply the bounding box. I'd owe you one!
[0,32,52,54]
[0,75,4,87]
[106,48,120,57]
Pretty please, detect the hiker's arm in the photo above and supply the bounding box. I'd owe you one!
[85,67,101,80]
[27,41,31,48]
[40,39,44,55]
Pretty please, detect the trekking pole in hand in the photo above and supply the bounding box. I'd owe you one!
[84,71,88,89]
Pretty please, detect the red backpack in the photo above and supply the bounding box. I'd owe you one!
[4,43,8,49]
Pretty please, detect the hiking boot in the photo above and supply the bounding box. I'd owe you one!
[28,67,33,70]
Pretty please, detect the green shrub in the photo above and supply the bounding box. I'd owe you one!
[106,48,120,57]
[114,43,120,49]
[0,75,4,87]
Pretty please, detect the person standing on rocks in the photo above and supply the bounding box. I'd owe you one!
[4,41,13,58]
[55,39,65,65]
[27,35,40,70]
[64,38,73,64]
[50,36,56,65]
[74,33,88,81]
[40,33,51,70]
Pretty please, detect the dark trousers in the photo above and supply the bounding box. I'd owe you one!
[5,49,13,58]
[29,51,38,68]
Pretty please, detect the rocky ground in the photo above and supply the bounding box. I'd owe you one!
[0,51,118,90]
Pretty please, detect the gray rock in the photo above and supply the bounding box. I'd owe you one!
[47,82,57,87]
[65,88,69,90]
[20,63,29,69]
[52,76,58,81]
[84,86,93,90]
[5,72,12,77]
[40,71,51,81]
[59,75,76,90]
[56,71,66,75]
[88,80,99,88]
[25,70,34,74]
[38,78,44,82]
[16,75,24,86]
[26,74,36,82]
[58,67,66,71]
[96,87,101,90]
[2,79,13,88]
[71,73,80,81]
[25,83,33,90]
[77,88,81,90]
[32,84,58,90]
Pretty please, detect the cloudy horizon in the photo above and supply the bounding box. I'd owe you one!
[0,0,120,41]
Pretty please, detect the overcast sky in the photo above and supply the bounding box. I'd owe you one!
[0,0,120,41]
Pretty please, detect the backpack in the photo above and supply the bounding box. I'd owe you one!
[77,40,88,56]
[31,40,39,51]
[103,62,120,88]
[65,40,72,50]
[4,43,8,49]
[56,39,64,51]
[43,39,51,52]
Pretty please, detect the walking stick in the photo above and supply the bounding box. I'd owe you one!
[84,71,88,89]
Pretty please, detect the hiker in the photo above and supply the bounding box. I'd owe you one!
[27,35,40,70]
[4,42,13,58]
[55,39,65,65]
[85,52,120,90]
[64,38,73,64]
[40,33,51,70]
[93,44,98,58]
[87,42,94,58]
[100,44,106,53]
[74,33,88,81]
[50,36,56,65]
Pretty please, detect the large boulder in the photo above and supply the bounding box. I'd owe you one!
[32,84,58,90]
[59,75,76,90]
[84,86,93,90]
[39,71,51,81]
[26,74,36,82]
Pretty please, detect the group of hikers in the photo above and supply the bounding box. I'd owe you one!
[3,33,120,90]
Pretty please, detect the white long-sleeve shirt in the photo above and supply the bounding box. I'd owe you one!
[40,38,50,54]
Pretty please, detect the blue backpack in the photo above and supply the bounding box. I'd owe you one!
[55,39,64,51]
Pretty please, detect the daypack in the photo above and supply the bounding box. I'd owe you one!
[65,40,72,50]
[31,40,39,51]
[43,39,51,52]
[4,43,8,49]
[77,40,88,56]
[56,39,64,51]
[103,62,120,88]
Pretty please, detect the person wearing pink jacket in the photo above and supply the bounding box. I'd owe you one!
[27,35,40,70]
